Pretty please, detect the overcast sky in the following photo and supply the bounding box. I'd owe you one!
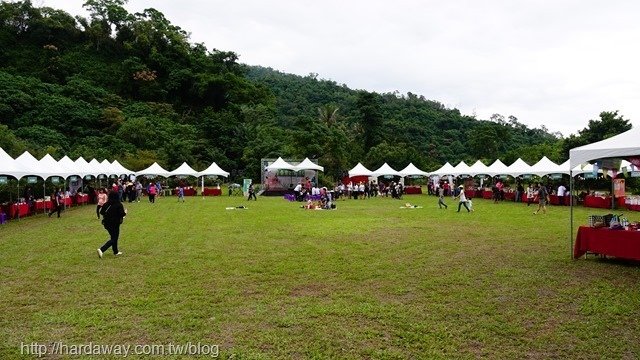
[37,0,640,136]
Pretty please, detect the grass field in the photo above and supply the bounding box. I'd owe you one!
[1,193,639,359]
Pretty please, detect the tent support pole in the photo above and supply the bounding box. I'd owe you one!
[611,176,615,210]
[16,181,20,221]
[570,170,574,259]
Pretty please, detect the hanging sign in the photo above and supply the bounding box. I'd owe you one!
[631,172,640,178]
[583,173,596,179]
[27,176,38,184]
[0,176,7,184]
[98,174,106,179]
[549,174,562,180]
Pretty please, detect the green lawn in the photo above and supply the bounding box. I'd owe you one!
[1,194,639,359]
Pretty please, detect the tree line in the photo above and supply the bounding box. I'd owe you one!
[0,0,633,184]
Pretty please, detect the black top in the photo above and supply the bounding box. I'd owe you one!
[100,201,126,226]
[538,186,548,198]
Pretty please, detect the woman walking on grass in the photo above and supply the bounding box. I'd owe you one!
[533,183,548,215]
[97,190,127,258]
[96,188,107,219]
[454,185,471,212]
[48,188,63,218]
[438,186,448,209]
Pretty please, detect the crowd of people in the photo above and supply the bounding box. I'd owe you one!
[429,177,571,215]
[332,181,405,200]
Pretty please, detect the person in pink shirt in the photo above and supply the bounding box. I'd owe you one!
[147,182,157,203]
[96,189,108,219]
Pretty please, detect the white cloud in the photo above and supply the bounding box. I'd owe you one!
[38,0,640,135]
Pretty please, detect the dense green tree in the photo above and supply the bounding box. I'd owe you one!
[561,111,632,160]
[0,1,570,182]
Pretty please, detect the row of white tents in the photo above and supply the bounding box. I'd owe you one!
[264,157,325,172]
[346,157,634,179]
[0,148,230,180]
[429,157,634,178]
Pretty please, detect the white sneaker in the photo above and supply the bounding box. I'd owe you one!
[115,252,123,256]
[97,249,103,259]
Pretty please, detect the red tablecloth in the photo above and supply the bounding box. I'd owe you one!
[35,200,52,211]
[62,197,72,206]
[4,203,29,218]
[203,188,222,196]
[404,186,422,195]
[584,196,610,208]
[75,194,89,205]
[482,190,493,199]
[627,204,640,212]
[574,226,640,261]
[549,195,570,206]
[584,196,626,209]
[173,188,197,196]
[504,192,515,201]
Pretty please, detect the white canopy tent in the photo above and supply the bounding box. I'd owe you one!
[348,163,373,177]
[507,158,533,177]
[568,127,640,258]
[136,162,172,178]
[73,157,95,178]
[467,160,491,177]
[528,156,563,177]
[14,151,60,199]
[265,157,297,171]
[170,162,200,177]
[451,161,472,177]
[58,156,81,178]
[372,163,400,177]
[569,127,640,168]
[198,161,230,194]
[293,158,324,172]
[41,154,75,179]
[486,159,510,177]
[15,151,57,180]
[430,162,456,177]
[399,163,429,177]
[111,160,133,177]
[199,162,230,177]
[0,148,29,179]
[100,159,117,177]
[89,159,107,177]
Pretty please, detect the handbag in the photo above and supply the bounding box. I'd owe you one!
[588,215,604,227]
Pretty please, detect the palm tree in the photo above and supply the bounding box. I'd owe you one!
[318,104,339,128]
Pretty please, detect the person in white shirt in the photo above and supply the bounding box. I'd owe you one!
[526,184,535,206]
[294,182,303,201]
[454,185,471,212]
[557,184,567,205]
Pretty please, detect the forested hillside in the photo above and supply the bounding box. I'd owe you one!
[0,0,628,183]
